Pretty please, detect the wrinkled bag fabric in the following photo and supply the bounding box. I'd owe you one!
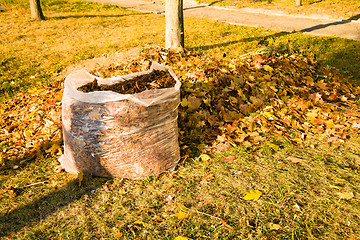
[58,62,181,179]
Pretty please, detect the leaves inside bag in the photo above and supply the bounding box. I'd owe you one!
[77,70,176,94]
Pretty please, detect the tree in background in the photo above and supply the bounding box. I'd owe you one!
[165,0,184,51]
[30,0,45,20]
[296,0,302,6]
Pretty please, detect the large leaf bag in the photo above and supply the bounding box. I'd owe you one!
[59,62,181,179]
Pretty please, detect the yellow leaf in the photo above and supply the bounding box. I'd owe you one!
[329,185,341,190]
[263,65,274,72]
[268,222,282,230]
[28,111,36,119]
[243,190,262,201]
[175,211,188,220]
[262,111,277,120]
[24,130,32,138]
[134,221,146,227]
[55,93,63,102]
[174,237,192,240]
[306,110,318,122]
[180,98,190,107]
[28,87,45,93]
[325,120,335,129]
[237,88,247,101]
[291,136,302,144]
[28,87,38,93]
[266,142,280,151]
[78,172,84,187]
[228,63,236,70]
[199,154,211,161]
[45,143,61,155]
[203,97,211,105]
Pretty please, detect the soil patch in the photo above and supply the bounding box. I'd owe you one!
[78,70,175,94]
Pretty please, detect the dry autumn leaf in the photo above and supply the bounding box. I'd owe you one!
[243,190,262,201]
[174,237,192,240]
[268,222,282,230]
[199,154,211,161]
[221,156,236,163]
[187,96,202,111]
[23,130,32,138]
[263,65,274,72]
[118,189,126,195]
[112,227,123,238]
[175,211,188,220]
[287,156,304,163]
[1,47,360,177]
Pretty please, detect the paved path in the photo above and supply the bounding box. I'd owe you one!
[90,0,360,40]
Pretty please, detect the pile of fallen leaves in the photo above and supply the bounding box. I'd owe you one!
[1,47,360,170]
[0,82,63,170]
[90,47,360,155]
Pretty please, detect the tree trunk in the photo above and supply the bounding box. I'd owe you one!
[30,0,45,20]
[296,0,302,7]
[165,0,184,51]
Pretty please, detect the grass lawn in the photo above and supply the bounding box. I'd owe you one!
[1,0,360,239]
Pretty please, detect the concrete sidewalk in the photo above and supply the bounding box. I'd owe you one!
[90,0,360,41]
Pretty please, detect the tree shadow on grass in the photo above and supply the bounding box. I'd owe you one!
[189,31,290,51]
[49,12,150,20]
[0,177,110,238]
[300,14,360,34]
[189,28,360,85]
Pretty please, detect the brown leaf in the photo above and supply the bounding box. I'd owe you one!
[213,142,230,151]
[216,135,226,142]
[222,156,235,163]
[287,156,303,163]
[187,96,202,111]
[314,118,325,125]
